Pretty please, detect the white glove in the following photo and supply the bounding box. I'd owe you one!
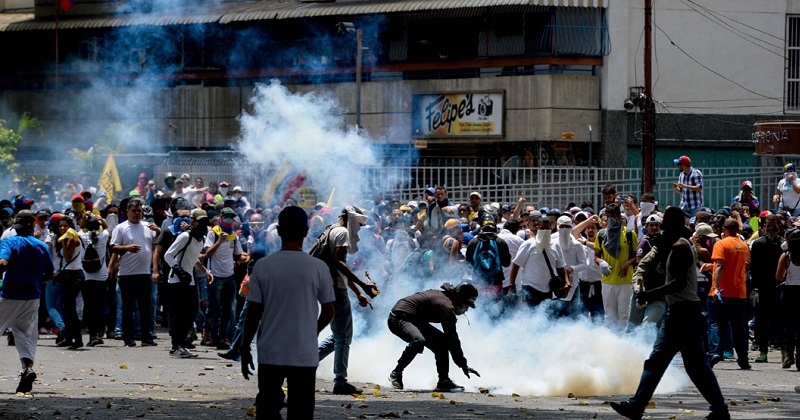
[749,289,759,307]
[632,283,642,294]
[599,261,612,276]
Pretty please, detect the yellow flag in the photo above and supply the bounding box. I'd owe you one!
[98,154,122,201]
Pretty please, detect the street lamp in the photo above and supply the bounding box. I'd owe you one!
[337,21,362,130]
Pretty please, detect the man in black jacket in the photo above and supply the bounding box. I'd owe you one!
[387,282,481,392]
[750,214,784,364]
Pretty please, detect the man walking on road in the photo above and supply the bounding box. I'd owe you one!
[240,206,335,419]
[611,207,730,420]
[0,210,55,394]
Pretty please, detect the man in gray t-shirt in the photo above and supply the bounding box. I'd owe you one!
[240,207,335,419]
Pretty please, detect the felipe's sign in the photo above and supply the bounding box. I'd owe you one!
[411,92,504,138]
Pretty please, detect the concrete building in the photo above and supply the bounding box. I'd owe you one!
[0,0,795,178]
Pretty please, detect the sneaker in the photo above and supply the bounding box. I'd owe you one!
[782,354,795,369]
[723,351,734,359]
[141,340,158,347]
[124,340,137,347]
[68,341,84,350]
[708,354,723,368]
[216,340,232,350]
[218,352,240,362]
[609,401,644,420]
[332,382,363,395]
[57,339,74,348]
[184,342,196,349]
[114,332,123,340]
[738,361,752,370]
[389,370,403,389]
[87,337,104,347]
[171,347,198,358]
[39,327,48,335]
[15,368,36,394]
[434,378,464,392]
[755,352,768,363]
[106,330,115,339]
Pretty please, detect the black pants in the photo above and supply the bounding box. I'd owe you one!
[167,281,198,349]
[578,281,604,319]
[629,300,727,414]
[754,288,780,352]
[60,269,86,344]
[523,285,551,308]
[257,364,316,420]
[104,276,118,333]
[119,274,154,343]
[387,313,450,380]
[82,279,108,338]
[781,285,800,356]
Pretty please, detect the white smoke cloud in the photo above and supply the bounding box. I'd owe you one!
[236,81,380,207]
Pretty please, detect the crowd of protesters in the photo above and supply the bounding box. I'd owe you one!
[1,156,799,417]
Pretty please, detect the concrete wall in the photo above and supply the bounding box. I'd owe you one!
[4,74,600,155]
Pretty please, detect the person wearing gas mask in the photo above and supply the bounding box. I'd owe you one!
[774,163,800,218]
[204,207,245,350]
[387,282,481,392]
[507,215,569,311]
[595,204,638,330]
[164,210,213,359]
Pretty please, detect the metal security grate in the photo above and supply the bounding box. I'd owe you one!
[787,15,800,112]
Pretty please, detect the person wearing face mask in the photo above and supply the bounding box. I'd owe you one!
[164,210,214,359]
[749,215,784,364]
[231,186,250,210]
[203,207,245,350]
[387,282,480,392]
[774,163,800,218]
[626,215,667,333]
[507,216,570,310]
[573,213,605,322]
[595,204,638,330]
[152,208,192,330]
[553,216,587,318]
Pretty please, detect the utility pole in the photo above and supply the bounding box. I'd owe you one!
[356,28,362,130]
[642,0,655,194]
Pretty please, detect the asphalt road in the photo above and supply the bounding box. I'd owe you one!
[1,328,799,419]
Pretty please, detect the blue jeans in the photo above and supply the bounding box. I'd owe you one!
[319,287,353,385]
[706,297,749,366]
[222,300,249,360]
[119,275,154,343]
[45,281,65,331]
[207,275,236,343]
[629,301,728,414]
[626,295,667,332]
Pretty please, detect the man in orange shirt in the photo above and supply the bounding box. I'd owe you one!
[706,218,751,370]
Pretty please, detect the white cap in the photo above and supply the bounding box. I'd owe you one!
[181,173,191,180]
[490,202,500,210]
[233,186,243,192]
[557,215,573,227]
[646,214,662,224]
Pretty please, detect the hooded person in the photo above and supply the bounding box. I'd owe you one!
[553,215,586,316]
[387,282,481,392]
[465,220,511,301]
[135,173,148,197]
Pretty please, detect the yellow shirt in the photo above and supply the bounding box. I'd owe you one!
[595,227,638,285]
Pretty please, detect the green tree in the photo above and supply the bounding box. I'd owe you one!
[0,113,40,176]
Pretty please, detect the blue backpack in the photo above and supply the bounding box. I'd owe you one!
[472,239,502,279]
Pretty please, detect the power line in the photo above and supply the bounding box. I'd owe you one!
[684,0,784,42]
[679,0,784,57]
[653,22,783,102]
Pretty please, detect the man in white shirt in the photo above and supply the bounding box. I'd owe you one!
[240,206,335,419]
[507,216,569,310]
[110,197,161,347]
[204,207,244,349]
[774,163,800,218]
[498,220,524,295]
[553,216,587,317]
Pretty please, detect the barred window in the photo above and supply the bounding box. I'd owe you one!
[787,15,800,112]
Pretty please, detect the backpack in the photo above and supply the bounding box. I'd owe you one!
[82,240,102,273]
[308,224,339,278]
[472,238,502,280]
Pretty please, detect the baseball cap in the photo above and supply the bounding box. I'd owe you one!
[785,163,796,172]
[469,191,482,199]
[424,187,435,196]
[35,209,51,218]
[11,209,35,231]
[444,219,460,229]
[128,190,141,197]
[233,186,243,192]
[529,210,542,219]
[673,155,691,166]
[716,208,730,217]
[646,214,662,224]
[147,180,156,186]
[13,195,34,208]
[71,194,84,202]
[759,210,773,218]
[181,173,191,180]
[694,223,718,238]
[557,215,572,227]
[741,180,753,190]
[501,204,512,212]
[315,202,327,209]
[220,207,237,217]
[219,181,229,187]
[191,209,209,221]
[174,178,184,185]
